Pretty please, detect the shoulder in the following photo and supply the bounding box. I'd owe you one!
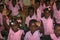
[50,33,56,40]
[19,29,24,33]
[25,31,31,35]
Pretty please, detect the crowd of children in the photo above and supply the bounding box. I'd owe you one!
[0,0,60,40]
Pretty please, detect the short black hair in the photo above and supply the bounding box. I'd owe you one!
[28,6,34,15]
[29,19,37,26]
[0,4,4,9]
[54,23,60,29]
[44,8,50,13]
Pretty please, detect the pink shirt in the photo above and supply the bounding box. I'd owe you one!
[50,34,60,40]
[53,3,60,23]
[37,5,43,21]
[0,13,3,26]
[41,17,54,35]
[8,28,24,40]
[24,30,41,40]
[54,10,60,23]
[8,1,19,16]
[25,14,37,27]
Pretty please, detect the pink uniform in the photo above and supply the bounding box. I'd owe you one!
[0,13,3,26]
[53,3,60,24]
[8,1,19,16]
[41,17,54,35]
[37,5,43,21]
[25,14,37,27]
[7,28,24,40]
[24,30,41,40]
[50,33,60,40]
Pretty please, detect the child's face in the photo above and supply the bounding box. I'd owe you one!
[45,11,50,18]
[35,2,40,8]
[12,22,19,32]
[54,26,60,36]
[29,10,34,17]
[30,23,37,33]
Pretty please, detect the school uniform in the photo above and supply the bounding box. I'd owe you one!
[54,9,60,24]
[53,2,60,23]
[25,14,37,27]
[37,5,43,21]
[41,17,54,35]
[8,1,20,16]
[24,30,41,40]
[0,13,3,26]
[7,28,24,40]
[50,33,60,40]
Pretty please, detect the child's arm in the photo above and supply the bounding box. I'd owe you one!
[3,15,10,31]
[21,34,25,40]
[36,21,44,34]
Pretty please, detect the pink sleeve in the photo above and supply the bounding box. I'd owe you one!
[53,3,57,10]
[50,34,56,40]
[37,9,41,21]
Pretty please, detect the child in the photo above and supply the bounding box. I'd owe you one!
[35,0,43,21]
[24,19,41,40]
[41,24,60,40]
[8,0,20,16]
[7,21,25,40]
[25,6,37,27]
[50,24,60,40]
[41,8,54,35]
[53,0,60,24]
[18,0,24,11]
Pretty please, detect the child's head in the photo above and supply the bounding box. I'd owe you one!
[11,20,19,32]
[28,6,35,17]
[54,24,60,37]
[44,0,50,6]
[12,0,16,7]
[35,0,40,8]
[29,19,37,33]
[44,8,51,19]
[0,4,4,13]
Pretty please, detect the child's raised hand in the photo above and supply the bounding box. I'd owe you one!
[35,21,41,27]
